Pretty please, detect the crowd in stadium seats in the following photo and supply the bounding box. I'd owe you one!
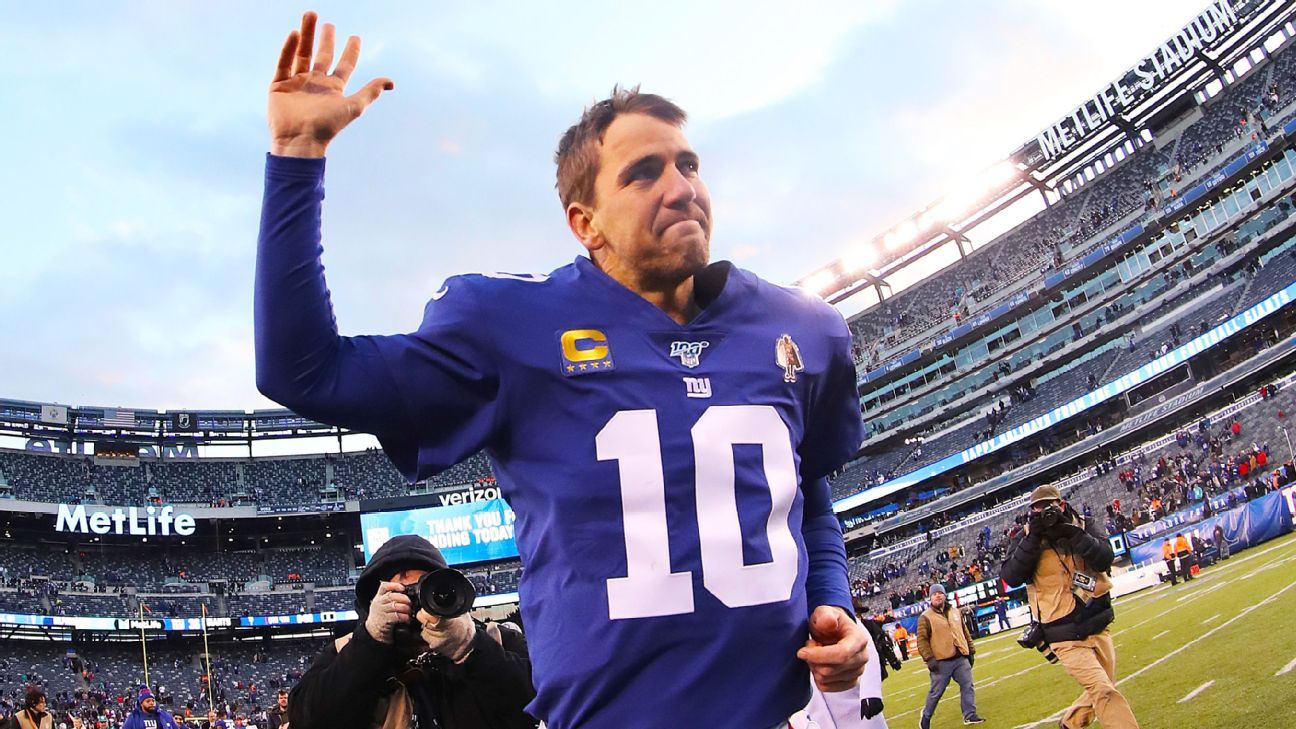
[0,447,496,508]
[840,213,1296,506]
[0,640,320,727]
[846,386,1296,615]
[0,541,525,619]
[850,42,1296,370]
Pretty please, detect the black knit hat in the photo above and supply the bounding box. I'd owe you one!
[354,535,449,617]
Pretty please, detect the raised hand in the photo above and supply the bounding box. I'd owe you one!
[268,11,394,158]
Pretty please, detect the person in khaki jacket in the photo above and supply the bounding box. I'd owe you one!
[915,584,984,728]
[1001,485,1140,729]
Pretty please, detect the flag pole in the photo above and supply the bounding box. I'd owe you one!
[202,602,215,718]
[138,601,150,689]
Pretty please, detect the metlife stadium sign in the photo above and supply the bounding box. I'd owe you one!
[55,504,196,537]
[1020,0,1260,164]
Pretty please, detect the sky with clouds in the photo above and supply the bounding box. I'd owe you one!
[0,0,1206,412]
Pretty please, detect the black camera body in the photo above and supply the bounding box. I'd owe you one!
[1034,503,1065,531]
[402,568,477,619]
[1017,622,1059,664]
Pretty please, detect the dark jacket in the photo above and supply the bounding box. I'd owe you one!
[288,536,536,729]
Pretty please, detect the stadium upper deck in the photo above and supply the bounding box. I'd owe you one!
[830,0,1296,528]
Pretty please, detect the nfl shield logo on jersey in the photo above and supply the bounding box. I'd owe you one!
[669,340,710,368]
[775,334,804,383]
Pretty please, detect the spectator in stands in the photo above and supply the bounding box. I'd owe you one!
[289,536,536,729]
[266,690,288,729]
[915,584,983,728]
[2,688,53,729]
[122,688,178,729]
[1000,485,1139,729]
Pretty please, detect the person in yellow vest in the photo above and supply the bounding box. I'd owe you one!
[1162,539,1179,585]
[1001,485,1140,729]
[915,584,984,728]
[892,623,910,660]
[8,689,54,729]
[1173,532,1194,581]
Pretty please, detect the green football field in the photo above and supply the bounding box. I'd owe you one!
[879,529,1296,728]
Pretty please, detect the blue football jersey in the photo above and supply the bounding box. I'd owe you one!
[255,156,863,729]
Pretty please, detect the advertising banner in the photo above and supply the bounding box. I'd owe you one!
[1127,490,1292,564]
[361,498,519,565]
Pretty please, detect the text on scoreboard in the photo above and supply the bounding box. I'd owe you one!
[361,498,518,565]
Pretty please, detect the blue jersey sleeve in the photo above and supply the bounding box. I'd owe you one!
[255,155,501,481]
[799,304,861,615]
[801,476,853,616]
[800,306,863,481]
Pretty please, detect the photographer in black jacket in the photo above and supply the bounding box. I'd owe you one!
[288,536,537,729]
[1000,485,1140,729]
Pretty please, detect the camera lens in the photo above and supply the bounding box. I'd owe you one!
[415,569,477,618]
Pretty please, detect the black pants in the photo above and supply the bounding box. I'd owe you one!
[1164,558,1178,584]
[1177,552,1194,579]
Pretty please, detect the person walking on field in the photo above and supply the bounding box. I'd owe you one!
[916,584,984,728]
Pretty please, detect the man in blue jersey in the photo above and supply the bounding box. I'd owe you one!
[255,12,868,728]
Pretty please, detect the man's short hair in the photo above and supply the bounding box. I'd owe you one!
[554,85,687,209]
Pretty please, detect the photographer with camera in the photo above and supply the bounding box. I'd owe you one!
[1001,485,1140,729]
[288,535,537,729]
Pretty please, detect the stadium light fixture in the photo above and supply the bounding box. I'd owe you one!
[802,270,837,296]
[843,245,877,272]
[986,160,1019,186]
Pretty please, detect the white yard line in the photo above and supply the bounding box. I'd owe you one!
[1152,630,1170,640]
[1201,613,1221,624]
[889,664,1045,720]
[1176,583,1224,602]
[1115,539,1296,636]
[1120,578,1296,684]
[1177,680,1214,703]
[1277,656,1296,676]
[1013,709,1065,728]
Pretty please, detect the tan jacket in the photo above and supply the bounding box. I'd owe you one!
[915,604,974,662]
[14,710,53,729]
[1026,521,1112,624]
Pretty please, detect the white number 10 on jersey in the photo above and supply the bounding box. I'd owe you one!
[596,405,799,620]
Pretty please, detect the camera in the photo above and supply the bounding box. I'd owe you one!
[1033,503,1064,531]
[1016,622,1059,664]
[402,568,477,619]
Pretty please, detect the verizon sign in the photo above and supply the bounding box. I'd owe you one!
[55,504,196,537]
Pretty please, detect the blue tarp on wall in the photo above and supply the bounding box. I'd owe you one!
[1127,490,1292,565]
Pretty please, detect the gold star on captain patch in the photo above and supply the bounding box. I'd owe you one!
[578,363,588,371]
[601,360,612,368]
[566,365,576,373]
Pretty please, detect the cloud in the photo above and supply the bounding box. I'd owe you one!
[0,0,1237,410]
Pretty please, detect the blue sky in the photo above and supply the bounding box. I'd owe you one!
[0,0,1200,410]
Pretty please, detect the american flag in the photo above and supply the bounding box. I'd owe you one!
[103,408,136,428]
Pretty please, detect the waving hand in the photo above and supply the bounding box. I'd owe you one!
[268,11,394,158]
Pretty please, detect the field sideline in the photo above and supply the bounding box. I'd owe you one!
[878,529,1296,727]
